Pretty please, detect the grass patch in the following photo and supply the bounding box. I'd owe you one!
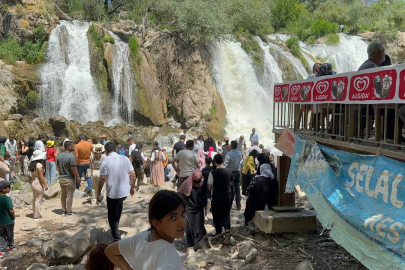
[88,24,104,56]
[286,37,300,57]
[12,180,22,190]
[205,104,217,121]
[129,36,141,65]
[325,33,340,45]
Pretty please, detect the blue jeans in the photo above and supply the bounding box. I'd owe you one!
[164,167,168,182]
[46,161,56,185]
[76,163,92,190]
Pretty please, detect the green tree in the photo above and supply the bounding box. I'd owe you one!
[271,0,303,30]
[313,0,349,25]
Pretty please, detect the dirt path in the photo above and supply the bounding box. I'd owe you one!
[1,181,366,270]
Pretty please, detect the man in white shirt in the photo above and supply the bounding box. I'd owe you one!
[5,133,18,177]
[34,133,46,152]
[172,140,200,188]
[127,137,137,157]
[99,142,136,242]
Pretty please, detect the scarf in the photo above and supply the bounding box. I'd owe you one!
[208,146,214,157]
[197,150,206,170]
[178,169,203,197]
[255,163,274,179]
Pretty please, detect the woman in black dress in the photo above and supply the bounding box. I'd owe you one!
[178,169,207,251]
[244,163,278,226]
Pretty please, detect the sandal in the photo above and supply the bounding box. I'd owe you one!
[223,231,231,245]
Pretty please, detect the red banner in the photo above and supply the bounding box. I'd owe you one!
[313,76,348,102]
[348,69,397,101]
[274,84,290,102]
[398,69,405,100]
[274,64,405,104]
[289,82,314,103]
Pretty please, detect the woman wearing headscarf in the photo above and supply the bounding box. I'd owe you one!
[244,163,278,226]
[178,169,207,252]
[205,146,217,158]
[150,141,166,187]
[241,149,259,196]
[204,137,217,152]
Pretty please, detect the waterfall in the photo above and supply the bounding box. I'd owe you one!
[211,34,368,148]
[108,32,135,126]
[211,41,275,147]
[39,21,101,124]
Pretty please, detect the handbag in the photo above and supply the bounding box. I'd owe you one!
[86,169,93,178]
[246,177,256,197]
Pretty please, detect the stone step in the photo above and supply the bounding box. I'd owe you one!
[253,210,317,234]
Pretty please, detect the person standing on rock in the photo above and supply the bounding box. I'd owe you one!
[45,140,57,186]
[57,141,81,216]
[98,142,136,242]
[18,139,29,176]
[91,144,107,205]
[130,144,148,190]
[208,154,234,245]
[224,141,243,210]
[236,135,246,155]
[99,134,110,146]
[29,150,48,219]
[34,133,46,152]
[249,128,259,147]
[105,190,185,269]
[127,137,137,157]
[150,141,166,188]
[75,134,94,194]
[172,140,200,188]
[0,181,15,259]
[172,135,186,159]
[178,169,207,252]
[5,133,18,178]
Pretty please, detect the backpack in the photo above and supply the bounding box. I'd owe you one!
[0,145,5,157]
[131,150,143,169]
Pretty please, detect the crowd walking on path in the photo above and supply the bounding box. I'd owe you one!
[0,128,279,269]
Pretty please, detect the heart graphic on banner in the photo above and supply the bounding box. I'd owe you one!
[275,87,281,96]
[291,85,301,95]
[354,76,369,92]
[316,81,329,94]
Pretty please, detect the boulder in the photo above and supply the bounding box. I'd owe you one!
[27,238,42,247]
[186,252,209,268]
[95,219,109,229]
[119,213,133,227]
[73,190,87,199]
[41,227,94,264]
[27,263,49,270]
[296,261,314,270]
[21,221,37,231]
[238,241,256,259]
[44,180,60,199]
[245,247,258,263]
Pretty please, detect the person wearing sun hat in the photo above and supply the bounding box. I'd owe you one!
[98,134,110,146]
[28,150,48,219]
[45,140,57,186]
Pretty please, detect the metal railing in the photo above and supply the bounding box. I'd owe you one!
[273,102,405,150]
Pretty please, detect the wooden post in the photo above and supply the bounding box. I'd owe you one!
[277,156,295,207]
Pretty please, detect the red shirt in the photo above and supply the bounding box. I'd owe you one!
[46,148,56,162]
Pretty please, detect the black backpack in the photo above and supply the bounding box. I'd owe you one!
[131,150,143,169]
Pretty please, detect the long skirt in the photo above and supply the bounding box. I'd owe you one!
[150,161,165,187]
[19,155,29,176]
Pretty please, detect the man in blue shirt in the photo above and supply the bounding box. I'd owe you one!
[249,128,259,146]
[224,141,243,210]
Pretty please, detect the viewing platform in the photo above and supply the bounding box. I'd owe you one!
[273,64,405,162]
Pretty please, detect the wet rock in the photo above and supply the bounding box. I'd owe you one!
[27,238,43,247]
[238,241,256,259]
[187,252,209,268]
[21,221,37,231]
[296,261,314,270]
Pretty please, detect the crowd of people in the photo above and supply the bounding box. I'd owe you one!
[0,128,279,269]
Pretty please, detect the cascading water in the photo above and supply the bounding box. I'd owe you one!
[39,21,101,123]
[108,32,135,126]
[211,34,368,148]
[211,40,275,147]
